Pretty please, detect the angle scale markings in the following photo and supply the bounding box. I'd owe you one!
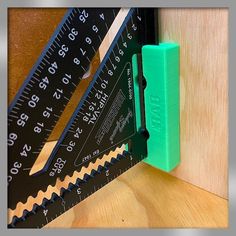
[8,8,149,228]
[8,8,119,210]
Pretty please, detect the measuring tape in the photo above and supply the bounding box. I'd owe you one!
[8,7,180,228]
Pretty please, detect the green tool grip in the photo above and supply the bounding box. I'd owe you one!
[132,43,180,172]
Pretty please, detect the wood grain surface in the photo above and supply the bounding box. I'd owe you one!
[159,8,228,199]
[100,8,229,199]
[8,8,67,103]
[45,162,228,228]
[8,8,228,228]
[9,142,228,228]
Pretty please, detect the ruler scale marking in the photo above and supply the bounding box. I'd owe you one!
[8,8,120,210]
[8,8,151,229]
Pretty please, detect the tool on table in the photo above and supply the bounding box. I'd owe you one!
[8,8,180,228]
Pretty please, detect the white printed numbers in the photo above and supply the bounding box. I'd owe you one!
[34,122,44,134]
[132,24,137,31]
[8,132,17,146]
[79,10,89,23]
[8,176,12,183]
[10,162,22,174]
[107,70,113,76]
[17,113,29,127]
[85,37,92,45]
[80,48,86,56]
[83,111,100,125]
[73,57,80,65]
[48,62,58,75]
[127,33,132,40]
[95,92,101,100]
[83,79,108,124]
[39,76,49,90]
[66,141,75,152]
[53,88,63,100]
[77,187,81,195]
[82,154,91,163]
[62,73,72,85]
[74,127,82,139]
[119,49,124,56]
[20,144,31,157]
[43,209,48,216]
[49,158,66,177]
[28,94,40,108]
[99,13,105,21]
[8,161,22,183]
[43,107,53,118]
[93,149,99,156]
[115,56,120,63]
[112,63,117,71]
[58,44,68,58]
[101,79,108,89]
[89,103,95,112]
[68,28,78,41]
[92,25,99,33]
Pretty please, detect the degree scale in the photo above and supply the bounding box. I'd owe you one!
[8,8,180,228]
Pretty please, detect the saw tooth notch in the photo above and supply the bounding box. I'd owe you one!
[50,192,60,203]
[110,157,119,164]
[68,182,76,192]
[9,145,126,224]
[74,178,83,187]
[59,187,67,197]
[117,153,126,160]
[90,169,98,177]
[103,161,112,169]
[10,216,21,228]
[32,203,41,214]
[8,138,126,211]
[9,203,40,227]
[9,149,144,228]
[83,173,92,182]
[21,209,33,221]
[42,197,51,208]
[96,165,104,174]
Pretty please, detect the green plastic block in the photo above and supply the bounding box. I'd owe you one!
[132,43,180,172]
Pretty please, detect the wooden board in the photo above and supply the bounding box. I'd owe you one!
[159,8,228,199]
[99,8,229,199]
[44,162,227,228]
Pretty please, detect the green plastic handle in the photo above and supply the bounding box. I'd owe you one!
[132,43,180,172]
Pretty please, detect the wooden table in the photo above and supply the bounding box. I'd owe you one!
[45,160,228,228]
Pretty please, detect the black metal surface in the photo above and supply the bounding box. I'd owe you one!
[9,151,145,228]
[8,8,119,210]
[8,8,145,211]
[137,8,159,45]
[8,7,158,228]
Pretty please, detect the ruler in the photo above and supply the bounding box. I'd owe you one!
[8,8,152,228]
